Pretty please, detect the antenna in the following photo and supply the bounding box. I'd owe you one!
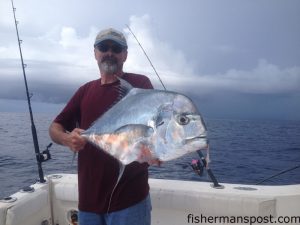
[10,0,49,183]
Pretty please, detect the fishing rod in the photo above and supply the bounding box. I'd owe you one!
[126,25,222,188]
[256,164,300,185]
[10,0,51,183]
[196,150,222,188]
[126,24,167,91]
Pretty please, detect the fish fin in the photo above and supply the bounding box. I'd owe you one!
[107,162,125,213]
[117,162,125,183]
[117,76,153,102]
[133,141,157,164]
[114,77,133,102]
[113,125,155,164]
[82,78,133,134]
[115,76,158,104]
[118,77,133,92]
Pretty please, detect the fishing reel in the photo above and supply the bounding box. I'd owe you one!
[191,159,204,176]
[37,143,52,163]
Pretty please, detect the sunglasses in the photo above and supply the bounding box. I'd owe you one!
[96,43,124,54]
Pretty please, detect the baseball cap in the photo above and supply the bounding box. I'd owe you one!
[94,28,127,48]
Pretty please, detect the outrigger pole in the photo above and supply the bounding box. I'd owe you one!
[10,0,51,183]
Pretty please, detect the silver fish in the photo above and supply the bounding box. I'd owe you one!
[81,85,208,166]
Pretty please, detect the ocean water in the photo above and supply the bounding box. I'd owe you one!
[0,111,300,198]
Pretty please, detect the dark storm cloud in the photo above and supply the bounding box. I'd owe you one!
[0,75,78,103]
[1,0,299,120]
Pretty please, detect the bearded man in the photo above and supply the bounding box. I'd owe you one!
[49,28,153,225]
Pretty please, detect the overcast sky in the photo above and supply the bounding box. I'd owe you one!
[0,0,299,120]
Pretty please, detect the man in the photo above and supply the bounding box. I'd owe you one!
[49,28,153,225]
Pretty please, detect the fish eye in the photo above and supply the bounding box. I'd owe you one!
[177,115,190,125]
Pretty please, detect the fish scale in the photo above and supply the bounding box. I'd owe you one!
[82,78,208,165]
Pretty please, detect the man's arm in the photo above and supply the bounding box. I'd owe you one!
[49,122,86,152]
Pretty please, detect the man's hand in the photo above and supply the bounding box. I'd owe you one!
[49,122,87,153]
[65,128,87,152]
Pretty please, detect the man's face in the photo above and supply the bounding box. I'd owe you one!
[94,40,127,75]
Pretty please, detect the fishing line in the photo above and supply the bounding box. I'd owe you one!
[256,164,300,185]
[126,25,222,188]
[125,24,167,91]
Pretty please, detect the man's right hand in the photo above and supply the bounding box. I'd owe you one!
[49,122,87,153]
[64,128,87,152]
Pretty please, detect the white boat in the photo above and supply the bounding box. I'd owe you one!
[4,2,299,224]
[1,173,299,225]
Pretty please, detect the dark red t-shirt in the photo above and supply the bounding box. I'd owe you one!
[54,73,153,213]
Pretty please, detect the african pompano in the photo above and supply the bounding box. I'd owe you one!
[81,83,208,165]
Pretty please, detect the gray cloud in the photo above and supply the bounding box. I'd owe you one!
[1,0,299,120]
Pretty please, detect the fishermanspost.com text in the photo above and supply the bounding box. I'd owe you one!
[187,213,300,224]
